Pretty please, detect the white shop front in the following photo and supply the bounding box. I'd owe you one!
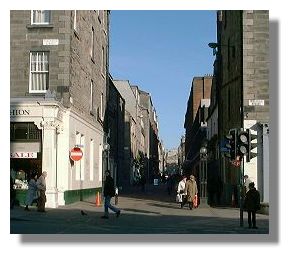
[11,98,104,208]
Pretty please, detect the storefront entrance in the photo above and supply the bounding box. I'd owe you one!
[10,122,42,192]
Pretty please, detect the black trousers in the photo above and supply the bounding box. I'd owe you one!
[181,196,193,209]
[247,210,256,227]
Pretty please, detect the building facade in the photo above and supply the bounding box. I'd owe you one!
[183,76,212,172]
[10,10,110,207]
[216,10,269,204]
[104,75,125,189]
[139,90,160,183]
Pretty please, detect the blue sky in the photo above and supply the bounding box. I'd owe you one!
[110,10,217,150]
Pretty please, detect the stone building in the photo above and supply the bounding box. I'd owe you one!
[183,76,212,171]
[113,80,149,188]
[177,135,186,174]
[216,10,269,204]
[104,75,125,189]
[10,10,109,207]
[165,149,178,175]
[139,90,160,183]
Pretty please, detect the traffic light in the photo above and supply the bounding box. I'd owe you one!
[224,128,237,160]
[237,129,249,159]
[237,129,258,162]
[248,129,258,162]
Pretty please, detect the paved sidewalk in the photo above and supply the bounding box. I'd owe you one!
[10,185,269,235]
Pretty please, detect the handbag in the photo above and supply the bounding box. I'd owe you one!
[193,194,198,208]
[176,194,182,203]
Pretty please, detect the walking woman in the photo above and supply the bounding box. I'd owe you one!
[24,172,38,211]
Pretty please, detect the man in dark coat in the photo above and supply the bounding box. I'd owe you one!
[244,182,261,229]
[183,175,198,210]
[101,170,121,219]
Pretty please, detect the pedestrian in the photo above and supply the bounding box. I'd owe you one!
[10,176,16,209]
[24,172,38,211]
[183,175,198,210]
[36,171,47,212]
[140,174,146,192]
[101,170,121,219]
[244,174,252,193]
[176,175,186,208]
[167,174,174,195]
[244,182,261,229]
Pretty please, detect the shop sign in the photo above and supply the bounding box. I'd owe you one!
[249,99,265,106]
[10,109,30,116]
[10,107,43,117]
[43,39,59,45]
[10,152,37,158]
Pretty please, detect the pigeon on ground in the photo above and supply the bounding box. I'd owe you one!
[81,210,87,215]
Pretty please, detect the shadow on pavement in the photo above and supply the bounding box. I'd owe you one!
[11,205,269,237]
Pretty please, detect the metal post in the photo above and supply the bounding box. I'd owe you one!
[240,157,244,227]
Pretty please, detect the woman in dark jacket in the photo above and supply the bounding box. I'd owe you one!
[101,170,121,219]
[244,182,261,229]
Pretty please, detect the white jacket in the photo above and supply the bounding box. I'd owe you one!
[177,180,186,194]
[37,175,46,191]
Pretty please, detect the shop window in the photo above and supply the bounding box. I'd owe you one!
[10,122,41,141]
[14,123,28,139]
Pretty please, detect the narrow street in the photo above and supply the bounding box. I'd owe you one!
[11,184,269,235]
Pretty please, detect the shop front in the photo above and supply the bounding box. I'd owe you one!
[11,99,105,208]
[10,99,65,208]
[10,123,42,205]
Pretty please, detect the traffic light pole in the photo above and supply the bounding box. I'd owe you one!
[239,157,245,227]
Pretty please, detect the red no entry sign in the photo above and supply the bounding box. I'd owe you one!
[70,147,83,161]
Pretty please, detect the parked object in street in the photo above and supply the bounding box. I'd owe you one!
[244,182,261,229]
[24,172,38,211]
[101,170,121,219]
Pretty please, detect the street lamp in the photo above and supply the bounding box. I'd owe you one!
[199,146,208,207]
[208,42,219,55]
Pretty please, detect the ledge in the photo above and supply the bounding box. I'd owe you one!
[26,24,54,29]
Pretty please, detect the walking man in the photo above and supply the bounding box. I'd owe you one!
[183,175,198,210]
[101,170,121,219]
[244,182,261,229]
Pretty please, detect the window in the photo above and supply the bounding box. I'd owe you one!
[100,93,104,120]
[73,10,77,31]
[10,122,41,141]
[227,39,230,71]
[29,51,49,93]
[223,11,227,29]
[75,132,81,181]
[80,135,85,181]
[102,46,106,75]
[90,139,94,181]
[31,10,51,25]
[98,144,103,182]
[97,10,103,23]
[90,27,94,60]
[75,132,85,181]
[90,80,94,112]
[228,88,231,120]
